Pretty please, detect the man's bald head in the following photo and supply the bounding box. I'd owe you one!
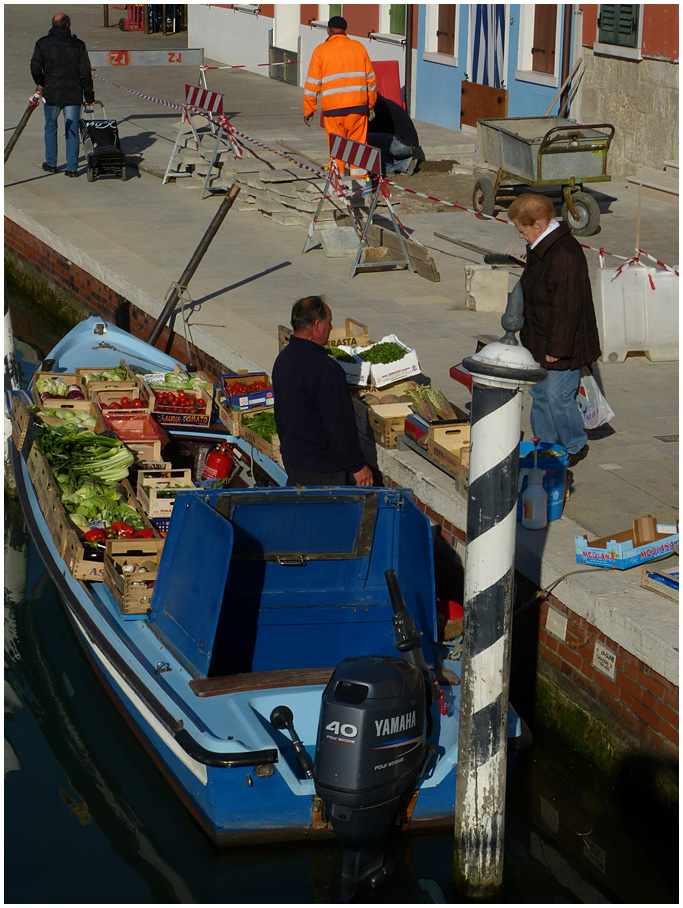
[52,13,71,28]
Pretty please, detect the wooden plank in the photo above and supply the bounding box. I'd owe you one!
[190,667,334,697]
[460,82,508,129]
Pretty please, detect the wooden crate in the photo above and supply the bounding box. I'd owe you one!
[104,538,164,614]
[75,366,141,400]
[26,444,73,557]
[217,401,273,438]
[278,318,369,351]
[144,383,212,428]
[94,387,151,413]
[37,401,106,434]
[31,372,90,410]
[427,436,470,497]
[367,403,412,449]
[125,439,162,464]
[64,529,106,582]
[220,371,274,411]
[136,468,196,518]
[428,420,471,448]
[239,414,281,464]
[10,397,32,453]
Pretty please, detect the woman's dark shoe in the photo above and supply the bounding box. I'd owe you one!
[568,444,589,467]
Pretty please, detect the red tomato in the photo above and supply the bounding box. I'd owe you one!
[109,401,121,409]
[119,396,132,408]
[131,398,143,408]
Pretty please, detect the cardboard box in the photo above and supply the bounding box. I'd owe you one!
[104,538,164,614]
[575,517,679,570]
[146,384,213,428]
[136,468,196,519]
[355,334,421,389]
[64,529,105,581]
[32,372,91,410]
[11,397,33,453]
[330,346,371,386]
[352,395,369,436]
[367,402,412,449]
[220,371,274,410]
[426,423,471,497]
[640,560,679,602]
[26,444,72,557]
[278,318,369,351]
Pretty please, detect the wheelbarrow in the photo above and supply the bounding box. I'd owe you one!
[472,116,615,236]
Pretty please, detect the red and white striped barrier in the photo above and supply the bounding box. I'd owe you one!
[328,133,382,177]
[92,72,679,278]
[184,83,223,115]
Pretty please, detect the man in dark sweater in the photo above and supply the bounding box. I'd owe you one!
[367,93,425,175]
[272,297,373,487]
[30,12,95,176]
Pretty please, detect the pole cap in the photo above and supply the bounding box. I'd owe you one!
[463,342,547,389]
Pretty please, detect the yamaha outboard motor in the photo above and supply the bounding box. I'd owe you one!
[313,570,436,901]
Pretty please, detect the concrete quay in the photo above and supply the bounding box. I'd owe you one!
[4,6,678,766]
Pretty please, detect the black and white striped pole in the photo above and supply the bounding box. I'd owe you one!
[453,285,546,898]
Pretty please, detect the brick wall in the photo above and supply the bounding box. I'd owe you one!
[5,217,227,383]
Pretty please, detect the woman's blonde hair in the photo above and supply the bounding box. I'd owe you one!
[508,193,555,226]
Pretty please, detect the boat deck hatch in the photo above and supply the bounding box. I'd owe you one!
[149,488,437,679]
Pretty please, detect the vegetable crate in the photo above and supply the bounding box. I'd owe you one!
[32,373,91,411]
[125,439,162,463]
[217,401,272,437]
[327,346,371,386]
[38,401,106,434]
[220,371,274,411]
[136,468,196,519]
[64,529,106,581]
[104,538,164,615]
[367,403,413,449]
[356,334,421,388]
[95,388,151,413]
[239,413,282,465]
[146,384,213,428]
[10,397,32,454]
[26,444,73,557]
[75,366,141,400]
[278,318,369,351]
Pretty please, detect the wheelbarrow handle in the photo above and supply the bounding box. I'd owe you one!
[539,122,615,154]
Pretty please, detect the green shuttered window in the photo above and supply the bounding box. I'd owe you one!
[597,4,640,49]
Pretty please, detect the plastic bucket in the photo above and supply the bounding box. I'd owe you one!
[517,442,568,523]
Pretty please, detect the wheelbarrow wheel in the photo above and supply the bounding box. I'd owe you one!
[473,178,496,216]
[562,191,600,236]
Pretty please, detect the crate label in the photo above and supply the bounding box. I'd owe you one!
[545,607,567,642]
[592,642,616,679]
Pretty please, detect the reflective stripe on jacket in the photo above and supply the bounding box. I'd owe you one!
[303,34,377,118]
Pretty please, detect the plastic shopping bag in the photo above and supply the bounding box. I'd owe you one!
[575,367,615,430]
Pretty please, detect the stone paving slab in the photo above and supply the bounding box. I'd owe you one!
[4,5,679,684]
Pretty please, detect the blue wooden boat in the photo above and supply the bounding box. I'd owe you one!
[8,316,529,898]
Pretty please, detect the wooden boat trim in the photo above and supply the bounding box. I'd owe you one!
[190,668,334,697]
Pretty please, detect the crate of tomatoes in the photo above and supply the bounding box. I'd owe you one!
[220,371,274,411]
[148,386,212,428]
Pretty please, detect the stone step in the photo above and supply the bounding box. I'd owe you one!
[664,159,679,177]
[626,168,679,206]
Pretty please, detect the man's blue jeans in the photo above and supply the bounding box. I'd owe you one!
[367,132,414,174]
[43,103,80,171]
[529,367,586,454]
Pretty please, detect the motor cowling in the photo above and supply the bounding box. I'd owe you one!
[314,655,427,898]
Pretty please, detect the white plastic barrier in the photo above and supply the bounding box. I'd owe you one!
[595,264,679,363]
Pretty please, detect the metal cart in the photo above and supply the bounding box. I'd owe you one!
[473,116,615,236]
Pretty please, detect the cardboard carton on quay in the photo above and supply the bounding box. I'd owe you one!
[575,514,679,570]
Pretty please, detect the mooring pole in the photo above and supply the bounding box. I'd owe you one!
[453,295,546,898]
[146,183,240,347]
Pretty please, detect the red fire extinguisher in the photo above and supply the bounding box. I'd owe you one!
[202,441,236,481]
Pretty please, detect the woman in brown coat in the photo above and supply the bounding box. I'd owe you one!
[509,193,601,467]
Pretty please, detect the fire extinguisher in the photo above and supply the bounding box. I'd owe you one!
[202,441,236,481]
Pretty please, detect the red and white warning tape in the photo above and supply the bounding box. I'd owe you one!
[200,62,298,72]
[92,73,679,278]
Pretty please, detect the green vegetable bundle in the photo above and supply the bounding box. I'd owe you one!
[35,407,98,430]
[80,367,128,385]
[242,411,277,443]
[35,376,69,398]
[406,385,459,422]
[326,346,357,364]
[358,341,407,365]
[34,423,134,484]
[148,371,211,393]
[55,474,145,530]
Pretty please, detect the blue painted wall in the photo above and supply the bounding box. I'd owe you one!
[414,5,568,131]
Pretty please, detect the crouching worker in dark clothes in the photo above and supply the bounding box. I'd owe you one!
[366,93,425,176]
[272,296,373,487]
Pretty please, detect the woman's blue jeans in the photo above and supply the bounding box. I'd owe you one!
[43,103,80,171]
[529,367,586,454]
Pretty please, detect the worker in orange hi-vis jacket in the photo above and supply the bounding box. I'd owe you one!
[303,15,377,182]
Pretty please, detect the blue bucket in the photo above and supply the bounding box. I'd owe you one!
[517,442,568,523]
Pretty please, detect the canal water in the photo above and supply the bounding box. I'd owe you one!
[4,294,678,903]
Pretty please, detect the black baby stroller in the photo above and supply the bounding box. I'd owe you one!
[79,101,127,181]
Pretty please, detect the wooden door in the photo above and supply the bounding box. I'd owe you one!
[532,5,557,75]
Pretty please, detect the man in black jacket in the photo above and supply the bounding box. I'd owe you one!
[273,297,373,487]
[367,93,425,176]
[30,12,95,177]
